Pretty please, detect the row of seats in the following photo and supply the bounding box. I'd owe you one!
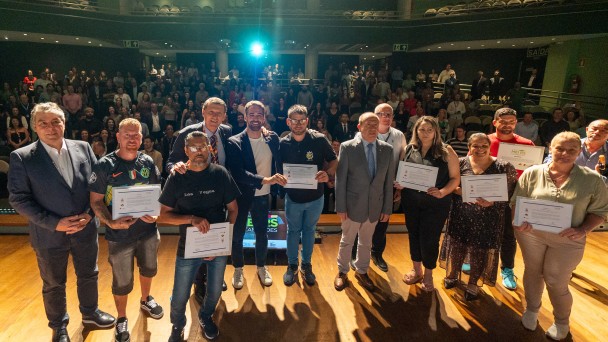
[424,0,568,17]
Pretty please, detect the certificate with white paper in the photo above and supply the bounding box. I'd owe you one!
[513,196,573,233]
[497,143,545,171]
[283,163,318,189]
[111,184,161,220]
[184,223,233,259]
[461,174,508,203]
[396,161,438,192]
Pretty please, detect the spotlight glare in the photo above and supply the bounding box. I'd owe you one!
[251,42,263,57]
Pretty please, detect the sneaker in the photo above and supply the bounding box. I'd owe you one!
[114,317,130,342]
[546,323,570,341]
[232,267,244,289]
[140,295,164,319]
[198,315,219,340]
[300,263,316,286]
[283,264,298,286]
[168,325,184,342]
[461,263,471,275]
[501,268,518,290]
[521,310,538,331]
[257,266,273,286]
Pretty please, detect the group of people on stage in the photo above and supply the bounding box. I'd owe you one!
[7,98,608,342]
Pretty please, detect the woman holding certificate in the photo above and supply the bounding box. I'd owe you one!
[512,131,608,341]
[439,133,518,300]
[396,116,460,291]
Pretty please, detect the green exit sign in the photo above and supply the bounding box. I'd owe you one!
[123,40,139,48]
[393,44,408,52]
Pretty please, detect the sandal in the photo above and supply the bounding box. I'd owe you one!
[421,276,435,292]
[403,270,423,285]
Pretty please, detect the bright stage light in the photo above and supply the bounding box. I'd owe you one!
[251,42,263,57]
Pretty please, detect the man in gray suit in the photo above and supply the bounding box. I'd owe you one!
[8,102,115,342]
[334,113,395,291]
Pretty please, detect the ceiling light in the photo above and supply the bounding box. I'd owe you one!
[530,41,534,44]
[427,48,431,51]
[40,37,44,40]
[156,52,159,55]
[23,33,27,36]
[450,43,454,46]
[437,46,442,49]
[481,44,485,47]
[496,41,501,44]
[99,44,103,46]
[467,46,471,49]
[75,37,79,40]
[4,37,8,40]
[365,45,368,48]
[551,38,556,41]
[164,42,168,45]
[170,45,173,48]
[55,40,59,43]
[512,44,516,47]
[372,55,375,58]
[164,55,167,58]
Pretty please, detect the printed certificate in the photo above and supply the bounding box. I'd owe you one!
[111,184,161,220]
[283,163,318,189]
[497,143,545,171]
[396,161,438,192]
[184,223,233,259]
[461,174,509,203]
[513,196,573,233]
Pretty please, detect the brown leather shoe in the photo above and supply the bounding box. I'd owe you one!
[355,272,374,291]
[334,272,348,291]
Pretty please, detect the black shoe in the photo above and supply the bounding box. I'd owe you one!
[371,253,388,272]
[82,309,116,328]
[141,295,164,319]
[349,259,356,272]
[283,264,299,286]
[300,263,316,286]
[199,315,219,340]
[194,284,205,305]
[52,327,69,342]
[443,278,458,289]
[114,317,130,342]
[168,325,184,342]
[464,289,479,301]
[222,280,227,292]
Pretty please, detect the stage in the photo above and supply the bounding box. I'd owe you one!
[0,232,607,341]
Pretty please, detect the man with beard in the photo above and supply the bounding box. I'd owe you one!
[226,100,286,289]
[89,119,163,342]
[280,105,337,286]
[487,108,535,291]
[159,131,239,341]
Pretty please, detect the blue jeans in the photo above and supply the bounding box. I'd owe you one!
[285,194,324,266]
[170,255,227,329]
[232,194,270,268]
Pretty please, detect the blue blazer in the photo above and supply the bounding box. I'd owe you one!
[166,122,232,170]
[226,130,281,197]
[8,140,97,249]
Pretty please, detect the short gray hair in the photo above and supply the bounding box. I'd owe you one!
[185,131,209,146]
[31,102,65,128]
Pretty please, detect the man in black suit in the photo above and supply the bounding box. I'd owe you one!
[471,70,487,101]
[166,96,232,301]
[333,113,355,142]
[226,100,286,290]
[8,102,115,342]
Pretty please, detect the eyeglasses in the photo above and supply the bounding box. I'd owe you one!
[36,120,64,129]
[188,146,208,152]
[289,118,307,125]
[376,112,393,118]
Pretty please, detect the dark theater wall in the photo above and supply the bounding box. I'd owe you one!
[0,42,143,86]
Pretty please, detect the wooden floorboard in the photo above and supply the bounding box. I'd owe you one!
[1,232,607,341]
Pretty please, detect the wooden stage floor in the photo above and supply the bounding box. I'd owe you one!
[1,232,607,342]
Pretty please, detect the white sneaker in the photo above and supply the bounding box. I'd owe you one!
[232,267,244,290]
[521,310,538,331]
[257,266,273,286]
[546,323,569,341]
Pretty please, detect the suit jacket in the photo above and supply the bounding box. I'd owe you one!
[165,122,231,170]
[335,136,395,223]
[471,76,487,99]
[333,123,356,142]
[8,140,97,249]
[226,130,281,198]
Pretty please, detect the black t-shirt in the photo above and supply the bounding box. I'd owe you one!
[89,151,161,243]
[158,164,240,258]
[280,130,337,203]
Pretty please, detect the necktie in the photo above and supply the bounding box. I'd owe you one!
[367,143,375,179]
[209,133,218,164]
[343,124,347,134]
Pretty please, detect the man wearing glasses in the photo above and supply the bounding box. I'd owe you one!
[488,108,535,291]
[279,105,337,286]
[351,103,407,272]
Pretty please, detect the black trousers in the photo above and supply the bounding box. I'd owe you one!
[500,206,516,269]
[401,189,452,270]
[351,221,390,259]
[34,234,99,329]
